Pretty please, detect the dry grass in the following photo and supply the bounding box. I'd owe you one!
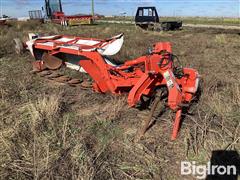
[101,96,127,121]
[35,94,61,120]
[215,34,227,44]
[0,22,239,179]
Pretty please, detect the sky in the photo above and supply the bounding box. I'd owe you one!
[0,0,239,18]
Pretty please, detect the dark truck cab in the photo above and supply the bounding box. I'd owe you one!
[135,7,182,31]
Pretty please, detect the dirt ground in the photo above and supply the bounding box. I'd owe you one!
[0,22,239,179]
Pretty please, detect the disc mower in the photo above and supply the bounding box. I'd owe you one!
[17,33,199,140]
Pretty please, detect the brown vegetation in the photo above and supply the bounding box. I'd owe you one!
[0,22,239,179]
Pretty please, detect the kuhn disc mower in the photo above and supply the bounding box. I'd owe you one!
[17,33,199,140]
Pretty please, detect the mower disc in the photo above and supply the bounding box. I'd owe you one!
[67,79,82,84]
[42,53,63,70]
[32,60,47,72]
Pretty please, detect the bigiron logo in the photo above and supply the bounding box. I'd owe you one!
[181,161,237,179]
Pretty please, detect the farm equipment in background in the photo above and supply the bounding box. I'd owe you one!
[16,33,199,140]
[0,19,6,25]
[135,7,182,31]
[29,10,44,23]
[0,15,8,26]
[45,0,94,26]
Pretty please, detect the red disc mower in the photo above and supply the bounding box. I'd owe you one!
[19,33,200,140]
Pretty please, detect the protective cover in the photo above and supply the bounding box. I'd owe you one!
[26,33,124,56]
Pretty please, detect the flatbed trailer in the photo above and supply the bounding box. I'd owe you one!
[51,12,93,26]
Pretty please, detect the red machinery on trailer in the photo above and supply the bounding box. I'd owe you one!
[22,33,199,140]
[45,0,94,26]
[51,11,93,26]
